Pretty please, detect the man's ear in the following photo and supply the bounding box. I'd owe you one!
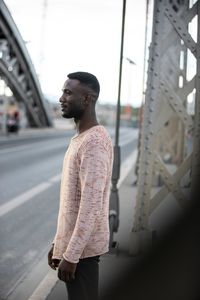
[83,94,91,105]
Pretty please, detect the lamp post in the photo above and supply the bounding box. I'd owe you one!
[109,0,126,249]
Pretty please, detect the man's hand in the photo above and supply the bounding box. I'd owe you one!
[48,244,61,270]
[58,259,77,282]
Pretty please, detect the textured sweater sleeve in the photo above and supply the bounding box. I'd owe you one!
[62,139,109,263]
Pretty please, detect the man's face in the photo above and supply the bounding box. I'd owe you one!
[59,79,86,119]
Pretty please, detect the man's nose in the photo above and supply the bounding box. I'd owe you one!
[59,96,63,103]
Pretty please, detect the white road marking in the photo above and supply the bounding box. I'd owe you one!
[27,149,138,300]
[0,174,61,218]
[49,173,62,183]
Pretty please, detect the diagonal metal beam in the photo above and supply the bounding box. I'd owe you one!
[160,78,194,130]
[165,5,197,57]
[177,75,195,99]
[183,1,198,23]
[150,154,192,214]
[154,153,188,209]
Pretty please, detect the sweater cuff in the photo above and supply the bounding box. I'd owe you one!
[63,252,79,264]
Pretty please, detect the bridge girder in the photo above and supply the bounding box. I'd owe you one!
[0,0,52,127]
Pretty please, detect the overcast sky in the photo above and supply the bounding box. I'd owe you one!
[4,0,149,107]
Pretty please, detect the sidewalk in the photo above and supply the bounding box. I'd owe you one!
[27,165,139,300]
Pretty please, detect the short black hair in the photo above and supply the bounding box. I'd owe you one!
[67,71,100,96]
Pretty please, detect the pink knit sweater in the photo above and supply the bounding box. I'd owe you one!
[52,125,113,263]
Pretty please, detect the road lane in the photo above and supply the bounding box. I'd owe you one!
[0,137,70,205]
[0,127,138,299]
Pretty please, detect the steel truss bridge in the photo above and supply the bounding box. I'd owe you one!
[0,0,52,127]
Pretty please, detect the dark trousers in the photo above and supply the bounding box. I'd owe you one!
[66,256,100,300]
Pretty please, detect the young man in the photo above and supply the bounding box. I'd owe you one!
[48,71,113,300]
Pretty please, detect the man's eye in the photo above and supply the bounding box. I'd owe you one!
[64,90,71,95]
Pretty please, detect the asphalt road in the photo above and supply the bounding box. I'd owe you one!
[0,126,138,300]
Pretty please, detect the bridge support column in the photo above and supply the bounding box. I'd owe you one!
[129,0,199,255]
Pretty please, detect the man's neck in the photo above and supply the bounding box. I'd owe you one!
[75,117,99,134]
